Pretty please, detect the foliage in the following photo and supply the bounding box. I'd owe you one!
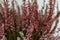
[0,0,60,40]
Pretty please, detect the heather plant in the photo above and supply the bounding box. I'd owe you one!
[0,0,60,40]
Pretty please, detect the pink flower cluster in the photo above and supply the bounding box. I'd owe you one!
[0,0,60,40]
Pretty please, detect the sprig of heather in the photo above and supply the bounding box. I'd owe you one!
[0,0,60,40]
